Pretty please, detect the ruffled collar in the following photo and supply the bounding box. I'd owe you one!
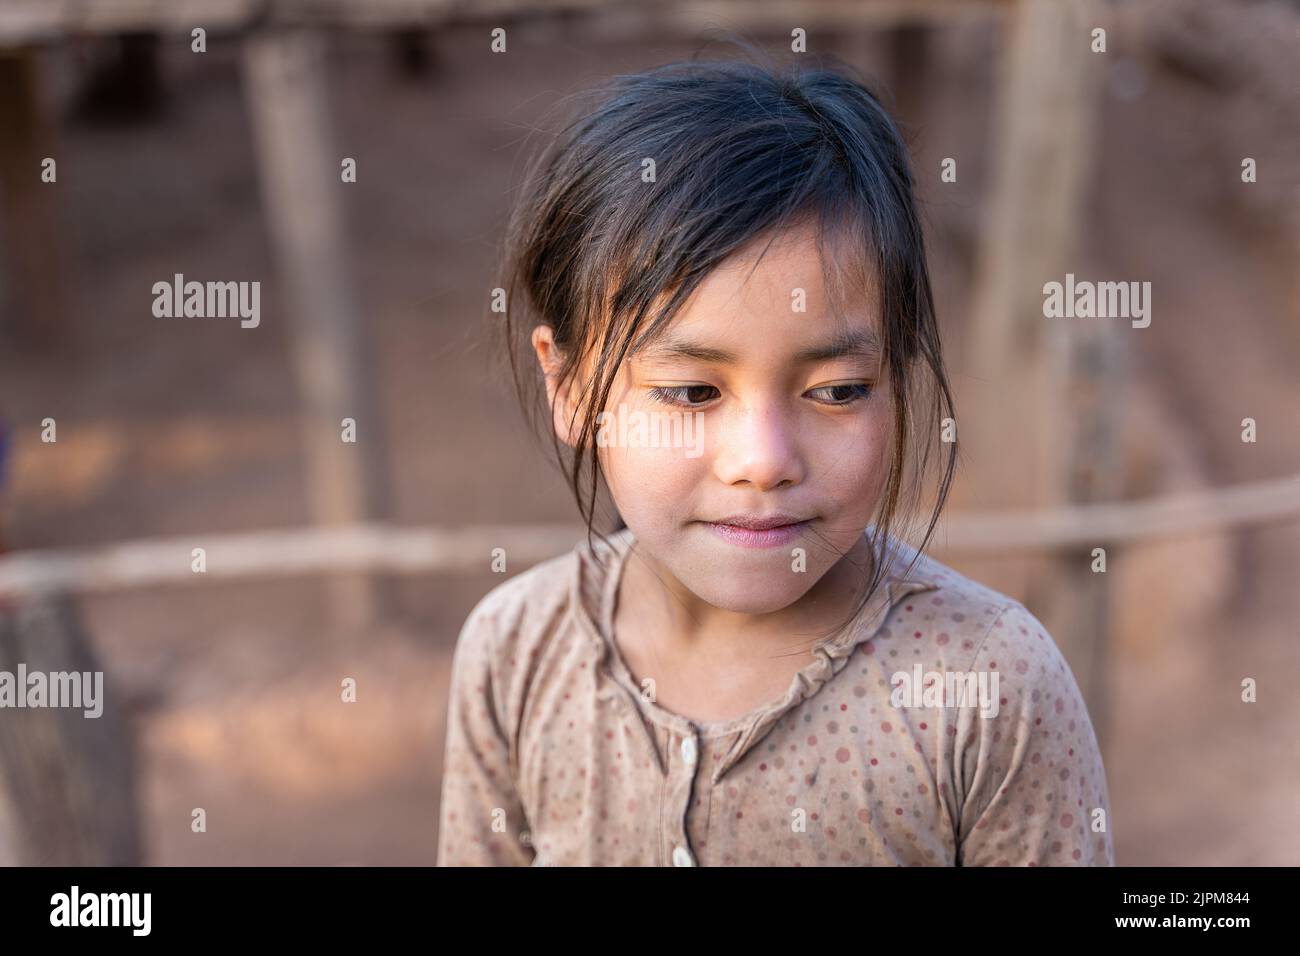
[569,525,940,783]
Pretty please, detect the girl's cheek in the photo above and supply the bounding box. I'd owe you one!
[600,442,701,502]
[808,412,892,510]
[607,451,706,535]
[627,443,706,492]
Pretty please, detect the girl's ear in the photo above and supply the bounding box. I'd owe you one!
[530,325,584,447]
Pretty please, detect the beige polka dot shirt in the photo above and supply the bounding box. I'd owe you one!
[435,528,1115,866]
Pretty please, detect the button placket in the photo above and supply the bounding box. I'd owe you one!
[665,728,700,866]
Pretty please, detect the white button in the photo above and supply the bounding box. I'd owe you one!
[680,736,697,765]
[672,845,694,867]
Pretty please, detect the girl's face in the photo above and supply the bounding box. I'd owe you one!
[536,223,894,615]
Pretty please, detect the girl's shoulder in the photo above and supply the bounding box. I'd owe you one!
[877,541,1064,668]
[880,537,1027,620]
[453,528,631,663]
[456,550,577,654]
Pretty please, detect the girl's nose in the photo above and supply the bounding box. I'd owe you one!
[711,402,806,491]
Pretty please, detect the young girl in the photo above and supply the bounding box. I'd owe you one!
[436,53,1114,867]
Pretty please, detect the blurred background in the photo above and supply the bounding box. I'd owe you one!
[0,0,1297,866]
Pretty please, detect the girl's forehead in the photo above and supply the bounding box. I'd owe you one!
[638,282,882,367]
[607,216,883,366]
[638,319,884,371]
[695,219,876,310]
[653,237,879,344]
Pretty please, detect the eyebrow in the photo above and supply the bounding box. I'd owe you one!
[639,327,883,365]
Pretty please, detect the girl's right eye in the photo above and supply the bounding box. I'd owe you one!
[647,385,720,408]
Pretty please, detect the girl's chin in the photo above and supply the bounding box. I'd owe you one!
[672,568,821,616]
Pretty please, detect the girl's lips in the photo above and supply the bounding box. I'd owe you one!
[703,519,810,549]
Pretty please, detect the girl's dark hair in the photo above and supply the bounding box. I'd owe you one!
[496,44,958,638]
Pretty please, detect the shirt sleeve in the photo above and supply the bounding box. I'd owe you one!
[953,602,1115,866]
[435,597,535,867]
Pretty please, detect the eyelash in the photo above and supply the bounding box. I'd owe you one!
[647,383,873,408]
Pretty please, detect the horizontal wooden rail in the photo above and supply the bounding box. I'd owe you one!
[2,473,1297,597]
[932,471,1300,552]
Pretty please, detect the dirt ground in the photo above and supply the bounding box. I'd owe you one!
[1,3,1297,865]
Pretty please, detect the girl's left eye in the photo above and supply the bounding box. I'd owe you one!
[806,383,873,405]
[649,383,873,407]
[648,384,720,407]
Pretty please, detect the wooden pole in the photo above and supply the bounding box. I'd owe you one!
[241,29,382,635]
[965,0,1108,734]
[0,594,141,864]
[0,49,70,348]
